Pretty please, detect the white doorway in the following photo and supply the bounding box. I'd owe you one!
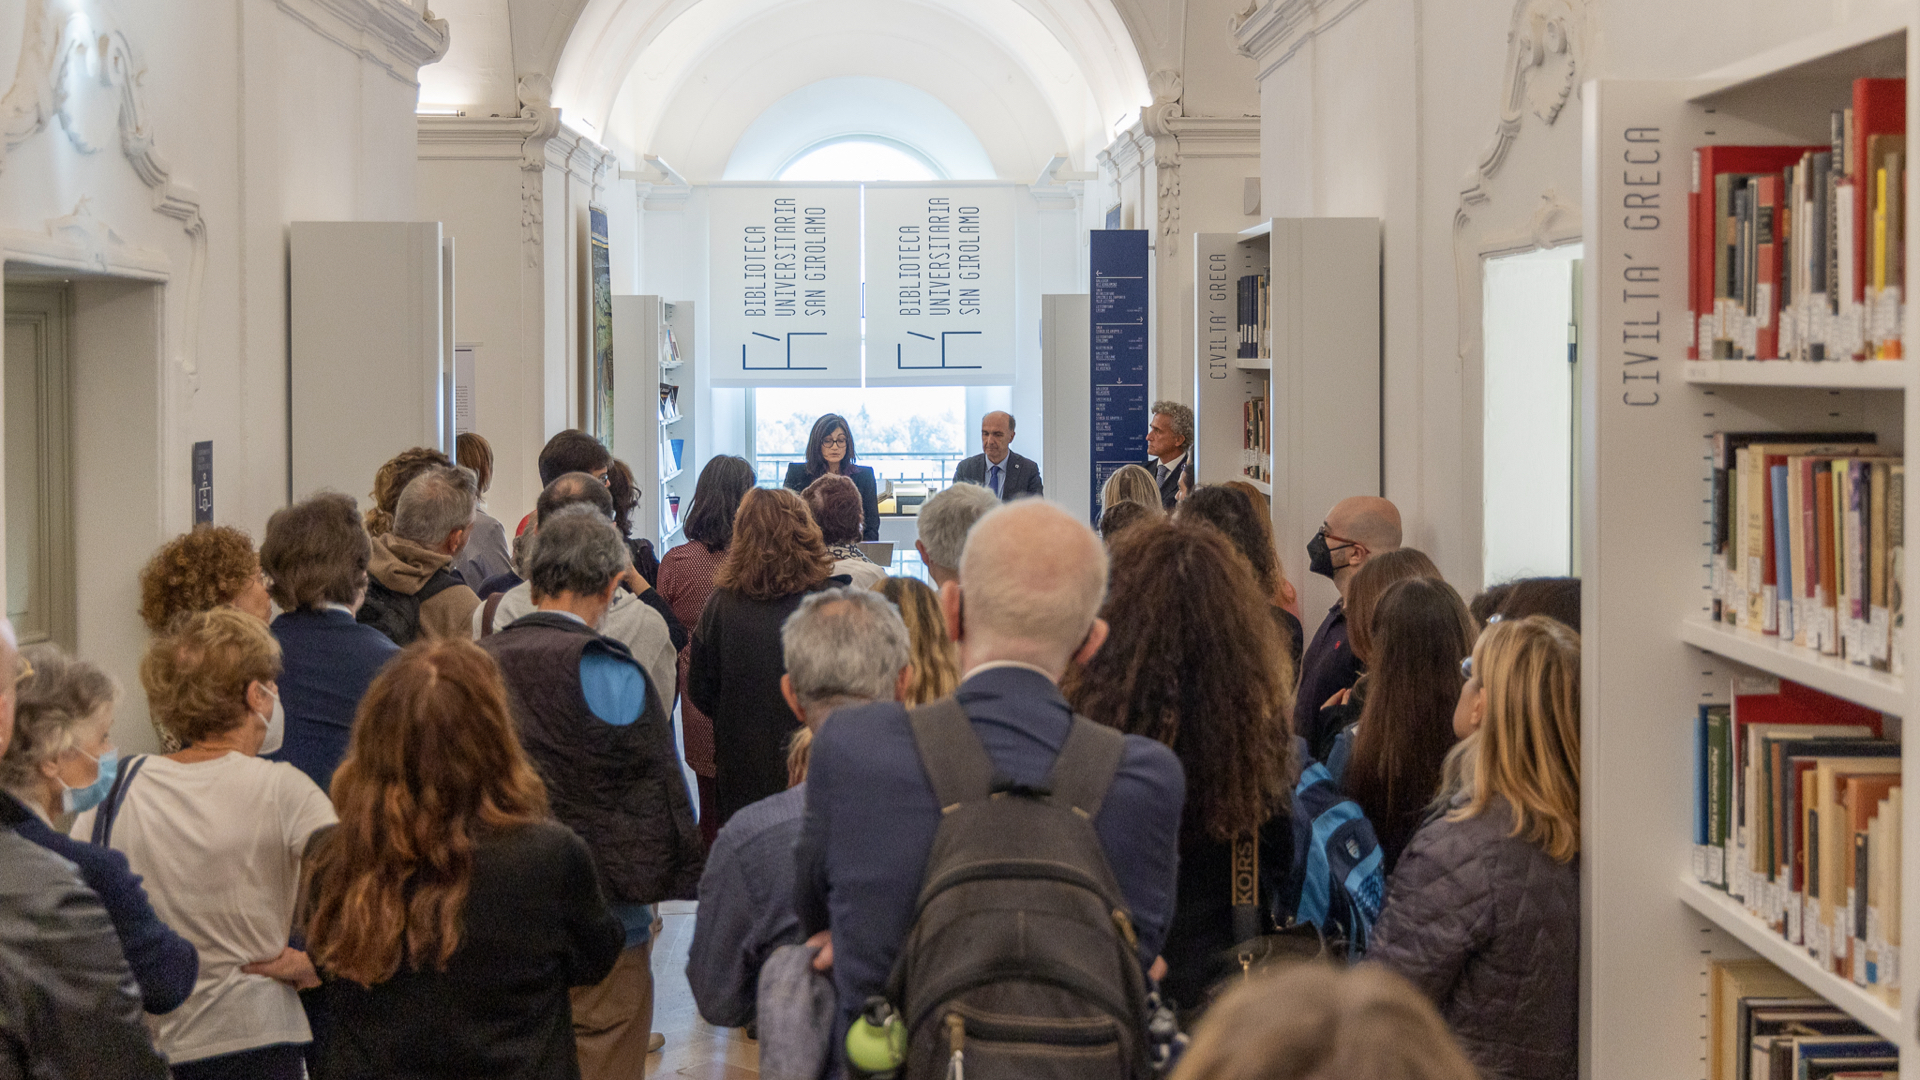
[3,281,76,650]
[1482,243,1582,584]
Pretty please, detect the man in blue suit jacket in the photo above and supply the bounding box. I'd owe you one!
[950,411,1043,500]
[794,499,1184,1057]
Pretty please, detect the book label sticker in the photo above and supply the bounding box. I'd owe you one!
[1708,846,1725,887]
[1786,895,1802,943]
[1870,606,1890,660]
[1761,585,1778,632]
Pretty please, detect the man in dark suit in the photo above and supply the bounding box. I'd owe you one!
[1146,400,1194,509]
[950,411,1043,500]
[795,500,1183,1066]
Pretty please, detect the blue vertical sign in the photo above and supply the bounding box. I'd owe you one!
[1089,230,1149,524]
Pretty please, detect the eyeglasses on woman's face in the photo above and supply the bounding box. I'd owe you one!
[821,435,848,449]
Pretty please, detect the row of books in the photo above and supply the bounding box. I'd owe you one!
[1708,959,1894,1080]
[658,382,681,424]
[1241,394,1270,483]
[1706,430,1904,672]
[1689,78,1906,362]
[1692,677,1900,997]
[1235,272,1269,360]
[663,327,683,368]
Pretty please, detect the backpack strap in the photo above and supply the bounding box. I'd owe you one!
[1045,716,1126,820]
[90,754,149,848]
[417,567,462,606]
[1230,834,1262,943]
[906,698,995,812]
[481,591,506,637]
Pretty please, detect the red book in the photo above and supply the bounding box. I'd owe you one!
[1851,79,1906,309]
[1692,146,1826,360]
[1755,175,1783,359]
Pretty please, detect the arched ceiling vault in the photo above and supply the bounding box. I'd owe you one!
[546,0,1152,169]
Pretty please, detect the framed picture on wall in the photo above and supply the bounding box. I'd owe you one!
[588,205,614,444]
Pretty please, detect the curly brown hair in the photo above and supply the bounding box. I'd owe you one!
[1064,521,1294,841]
[138,526,261,634]
[140,607,282,746]
[366,446,452,538]
[713,488,832,602]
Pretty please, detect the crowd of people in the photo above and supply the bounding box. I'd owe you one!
[0,412,1584,1080]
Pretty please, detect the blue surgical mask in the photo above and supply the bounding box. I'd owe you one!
[60,748,118,815]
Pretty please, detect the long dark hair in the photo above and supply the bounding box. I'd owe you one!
[1345,576,1476,866]
[306,640,548,986]
[804,413,858,476]
[606,459,641,540]
[1175,484,1279,596]
[1064,522,1293,841]
[683,456,757,550]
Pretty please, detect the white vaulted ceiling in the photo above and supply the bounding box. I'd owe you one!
[543,0,1151,180]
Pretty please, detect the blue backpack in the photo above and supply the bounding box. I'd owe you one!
[1276,761,1386,956]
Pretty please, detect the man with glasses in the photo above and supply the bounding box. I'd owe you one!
[1296,496,1402,758]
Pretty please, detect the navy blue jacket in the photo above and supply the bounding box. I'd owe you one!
[0,792,197,1014]
[1295,602,1363,759]
[795,667,1185,1036]
[267,608,400,791]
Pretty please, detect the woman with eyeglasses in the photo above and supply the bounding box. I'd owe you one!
[0,644,198,1015]
[781,414,880,542]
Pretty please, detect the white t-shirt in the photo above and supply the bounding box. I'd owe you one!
[72,752,337,1063]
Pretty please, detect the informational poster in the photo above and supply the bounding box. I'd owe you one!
[589,206,613,442]
[453,346,475,436]
[1089,230,1150,524]
[707,185,862,387]
[192,441,213,524]
[863,184,1017,386]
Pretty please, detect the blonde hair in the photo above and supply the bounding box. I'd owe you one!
[881,576,958,705]
[1101,464,1166,518]
[787,727,813,786]
[140,607,281,746]
[1172,963,1480,1080]
[1455,615,1581,862]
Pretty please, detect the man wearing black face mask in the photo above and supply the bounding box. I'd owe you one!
[1295,496,1402,759]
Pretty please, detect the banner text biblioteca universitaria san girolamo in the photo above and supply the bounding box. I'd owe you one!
[706,183,1016,388]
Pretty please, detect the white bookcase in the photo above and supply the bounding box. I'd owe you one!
[1583,14,1918,1075]
[1193,219,1380,619]
[611,296,696,549]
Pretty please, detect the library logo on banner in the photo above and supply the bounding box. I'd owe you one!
[863,185,1017,387]
[707,185,861,387]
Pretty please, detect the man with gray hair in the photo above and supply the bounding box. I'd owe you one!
[796,500,1185,1060]
[1146,399,1194,509]
[913,481,1001,587]
[686,588,912,1028]
[360,464,483,644]
[481,505,703,1077]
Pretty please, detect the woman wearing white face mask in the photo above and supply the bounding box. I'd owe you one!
[0,644,199,1015]
[73,608,336,1080]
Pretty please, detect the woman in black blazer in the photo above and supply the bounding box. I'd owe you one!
[782,413,880,541]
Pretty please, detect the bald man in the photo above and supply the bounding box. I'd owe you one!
[1296,496,1403,758]
[951,411,1044,501]
[795,500,1182,1062]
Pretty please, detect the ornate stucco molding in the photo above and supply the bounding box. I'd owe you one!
[0,1,207,377]
[1453,0,1587,361]
[1231,0,1374,79]
[272,0,450,86]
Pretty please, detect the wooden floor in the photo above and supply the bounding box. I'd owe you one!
[646,901,761,1078]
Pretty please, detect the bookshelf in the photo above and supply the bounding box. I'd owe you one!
[1193,219,1380,619]
[1583,17,1918,1078]
[610,296,697,549]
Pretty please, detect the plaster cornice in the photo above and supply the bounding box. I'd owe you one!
[417,113,552,159]
[273,0,450,86]
[1231,0,1373,79]
[1164,115,1261,157]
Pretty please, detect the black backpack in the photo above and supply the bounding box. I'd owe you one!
[356,567,461,646]
[882,699,1153,1080]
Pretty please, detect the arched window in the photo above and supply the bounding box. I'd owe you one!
[776,136,943,182]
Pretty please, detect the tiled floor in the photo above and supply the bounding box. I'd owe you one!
[646,900,761,1078]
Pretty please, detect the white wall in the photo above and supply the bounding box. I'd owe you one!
[1482,245,1579,583]
[0,0,445,748]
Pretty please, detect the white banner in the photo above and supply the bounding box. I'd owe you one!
[863,184,1017,386]
[707,185,862,386]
